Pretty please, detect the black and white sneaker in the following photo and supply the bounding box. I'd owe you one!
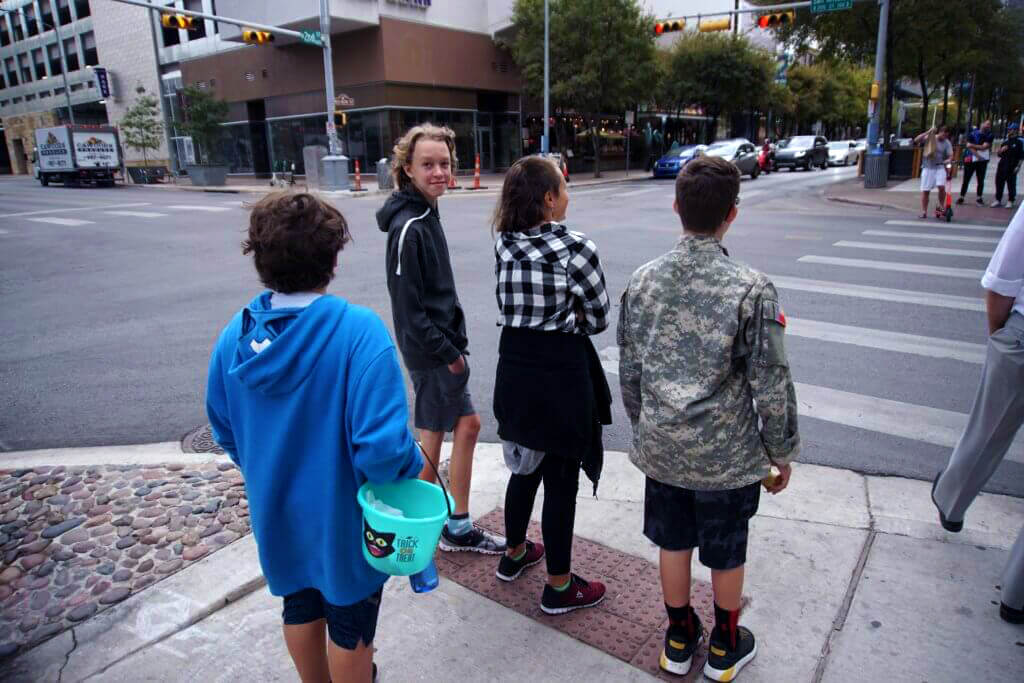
[438,524,506,555]
[659,620,704,676]
[704,626,757,682]
[496,540,545,581]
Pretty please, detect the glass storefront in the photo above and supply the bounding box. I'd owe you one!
[216,122,254,173]
[268,115,328,174]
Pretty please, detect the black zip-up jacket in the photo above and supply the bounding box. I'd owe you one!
[377,189,468,371]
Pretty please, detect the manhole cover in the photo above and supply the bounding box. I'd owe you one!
[181,423,225,454]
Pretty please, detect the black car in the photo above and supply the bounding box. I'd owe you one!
[773,135,829,171]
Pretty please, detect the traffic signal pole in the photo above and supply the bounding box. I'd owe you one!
[866,0,889,155]
[542,0,549,155]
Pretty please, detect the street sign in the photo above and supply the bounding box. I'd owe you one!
[300,29,322,46]
[94,67,111,98]
[811,0,853,12]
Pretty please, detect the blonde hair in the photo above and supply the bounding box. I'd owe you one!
[390,123,459,191]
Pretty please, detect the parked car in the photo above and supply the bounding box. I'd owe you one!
[652,144,704,178]
[827,140,859,166]
[702,139,760,178]
[853,138,867,153]
[773,135,829,171]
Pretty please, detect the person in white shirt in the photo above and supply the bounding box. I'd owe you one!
[932,203,1024,624]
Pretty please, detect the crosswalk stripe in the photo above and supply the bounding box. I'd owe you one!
[25,217,95,226]
[166,205,232,212]
[769,275,984,311]
[794,383,1024,464]
[797,255,984,279]
[608,187,662,198]
[786,317,985,364]
[2,202,151,219]
[834,240,992,258]
[105,211,168,218]
[885,219,1004,232]
[862,229,1000,245]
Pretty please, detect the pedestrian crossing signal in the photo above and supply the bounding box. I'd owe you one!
[758,11,795,29]
[242,29,275,44]
[160,13,197,30]
[654,19,685,35]
[698,18,731,32]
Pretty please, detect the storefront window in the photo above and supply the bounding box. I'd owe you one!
[268,115,328,175]
[493,113,521,171]
[216,123,254,173]
[448,111,473,172]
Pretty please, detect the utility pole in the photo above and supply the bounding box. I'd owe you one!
[866,0,889,154]
[319,0,349,189]
[542,0,549,155]
[734,0,739,35]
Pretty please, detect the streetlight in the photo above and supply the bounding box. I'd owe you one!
[0,8,76,123]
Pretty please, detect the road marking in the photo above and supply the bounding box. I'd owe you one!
[862,229,1000,245]
[769,275,984,311]
[608,187,662,198]
[25,217,95,226]
[786,317,985,364]
[0,229,9,235]
[599,346,1016,462]
[885,219,1004,232]
[797,255,984,279]
[105,211,168,218]
[834,241,992,258]
[167,205,233,212]
[794,383,1024,464]
[0,202,152,219]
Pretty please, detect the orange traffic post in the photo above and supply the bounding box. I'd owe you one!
[351,159,367,193]
[467,153,488,190]
[448,169,462,190]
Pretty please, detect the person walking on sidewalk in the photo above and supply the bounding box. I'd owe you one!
[914,125,953,219]
[617,156,801,680]
[958,119,995,205]
[491,156,612,614]
[991,122,1023,208]
[206,192,424,683]
[376,124,506,555]
[931,203,1024,625]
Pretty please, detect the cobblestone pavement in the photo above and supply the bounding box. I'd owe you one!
[0,462,250,660]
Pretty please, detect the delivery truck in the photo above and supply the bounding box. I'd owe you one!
[33,125,121,187]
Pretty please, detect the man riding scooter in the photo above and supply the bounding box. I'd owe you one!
[758,138,774,175]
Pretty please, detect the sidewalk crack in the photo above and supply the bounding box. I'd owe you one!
[56,628,77,683]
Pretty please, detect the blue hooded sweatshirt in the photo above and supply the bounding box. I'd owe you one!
[205,292,423,606]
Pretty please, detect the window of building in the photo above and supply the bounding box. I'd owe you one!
[40,90,51,98]
[53,86,64,94]
[1,18,10,47]
[86,79,93,88]
[184,0,207,39]
[56,0,72,25]
[63,37,79,70]
[25,93,36,101]
[82,31,97,66]
[0,73,5,90]
[32,48,47,80]
[73,0,90,20]
[12,13,24,41]
[70,82,83,92]
[0,100,8,107]
[5,57,18,87]
[19,54,32,84]
[13,96,23,104]
[49,44,63,75]
[40,1,55,30]
[25,4,39,36]
[162,18,180,47]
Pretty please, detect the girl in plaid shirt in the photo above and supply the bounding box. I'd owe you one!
[491,156,612,615]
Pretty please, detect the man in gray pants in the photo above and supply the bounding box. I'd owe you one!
[932,203,1024,625]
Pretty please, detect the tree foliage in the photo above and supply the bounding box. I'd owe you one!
[119,93,163,167]
[509,0,658,176]
[177,85,229,165]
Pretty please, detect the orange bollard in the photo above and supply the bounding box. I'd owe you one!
[448,170,461,190]
[467,153,488,190]
[351,159,367,192]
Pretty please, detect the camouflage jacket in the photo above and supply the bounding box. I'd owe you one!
[617,234,800,490]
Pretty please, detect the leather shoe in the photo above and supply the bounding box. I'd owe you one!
[930,471,963,533]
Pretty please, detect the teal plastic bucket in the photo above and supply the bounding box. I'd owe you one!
[357,479,453,576]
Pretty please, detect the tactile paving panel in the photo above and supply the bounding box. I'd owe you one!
[437,508,748,681]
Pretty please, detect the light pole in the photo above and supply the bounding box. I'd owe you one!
[542,0,549,155]
[866,0,889,154]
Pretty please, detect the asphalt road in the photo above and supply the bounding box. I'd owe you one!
[2,165,1022,497]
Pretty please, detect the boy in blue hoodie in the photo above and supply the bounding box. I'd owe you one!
[206,192,423,683]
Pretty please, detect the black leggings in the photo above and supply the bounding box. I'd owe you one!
[504,454,580,576]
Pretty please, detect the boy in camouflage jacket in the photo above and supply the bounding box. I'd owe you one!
[617,155,800,681]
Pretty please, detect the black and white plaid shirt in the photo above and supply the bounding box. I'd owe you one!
[495,222,610,334]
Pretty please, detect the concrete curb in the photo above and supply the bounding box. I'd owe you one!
[0,442,230,469]
[825,194,917,213]
[0,536,265,683]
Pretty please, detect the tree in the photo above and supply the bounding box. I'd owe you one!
[664,33,774,142]
[509,0,658,177]
[177,85,229,166]
[119,92,163,167]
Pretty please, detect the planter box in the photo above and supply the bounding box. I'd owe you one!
[186,165,228,186]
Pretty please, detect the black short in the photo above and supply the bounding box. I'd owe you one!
[643,478,760,570]
[408,358,475,432]
[282,587,383,650]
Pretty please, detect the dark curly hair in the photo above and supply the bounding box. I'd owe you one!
[242,192,351,293]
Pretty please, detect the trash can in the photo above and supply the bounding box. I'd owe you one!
[377,159,393,190]
[863,152,890,189]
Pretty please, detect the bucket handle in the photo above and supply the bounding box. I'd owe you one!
[416,441,453,519]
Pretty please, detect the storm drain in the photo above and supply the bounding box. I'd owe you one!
[180,424,224,455]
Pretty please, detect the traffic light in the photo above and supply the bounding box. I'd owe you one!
[654,19,685,35]
[161,13,197,30]
[334,111,348,127]
[242,29,275,44]
[757,11,795,29]
[698,18,731,32]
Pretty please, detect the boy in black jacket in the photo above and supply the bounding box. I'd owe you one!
[376,124,505,554]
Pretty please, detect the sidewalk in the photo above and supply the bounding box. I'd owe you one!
[826,175,1020,224]
[124,168,649,197]
[1,442,1021,682]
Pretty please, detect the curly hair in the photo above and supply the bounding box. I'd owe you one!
[390,123,459,191]
[492,156,564,234]
[242,192,351,293]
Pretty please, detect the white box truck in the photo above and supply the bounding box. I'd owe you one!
[33,125,121,187]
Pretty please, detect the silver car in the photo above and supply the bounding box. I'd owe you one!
[827,140,859,166]
[702,139,761,178]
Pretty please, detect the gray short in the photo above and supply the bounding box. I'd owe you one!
[408,357,475,433]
